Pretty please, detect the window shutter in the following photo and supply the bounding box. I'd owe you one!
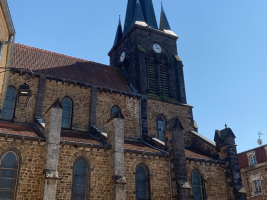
[159,55,168,97]
[147,52,157,94]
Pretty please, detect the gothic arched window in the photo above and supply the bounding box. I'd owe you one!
[0,152,19,199]
[157,116,165,142]
[72,158,90,200]
[1,87,16,120]
[159,54,168,97]
[192,170,205,200]
[147,51,157,94]
[136,164,151,200]
[61,97,73,129]
[111,105,120,114]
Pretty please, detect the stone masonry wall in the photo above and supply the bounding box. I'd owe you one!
[124,152,171,200]
[9,73,39,123]
[0,5,9,98]
[57,146,111,200]
[0,138,45,200]
[241,163,267,199]
[42,80,91,131]
[147,99,193,139]
[187,160,229,200]
[96,91,140,139]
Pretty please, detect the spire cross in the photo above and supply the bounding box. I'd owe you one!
[225,124,228,128]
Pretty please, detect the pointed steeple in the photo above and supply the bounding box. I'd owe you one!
[113,16,123,47]
[160,2,171,31]
[123,0,158,35]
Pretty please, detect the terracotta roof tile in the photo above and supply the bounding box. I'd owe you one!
[124,140,160,153]
[60,130,102,145]
[11,43,130,92]
[0,122,41,137]
[185,149,212,160]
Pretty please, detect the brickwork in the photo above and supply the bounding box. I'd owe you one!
[56,146,111,200]
[186,160,229,200]
[147,99,193,138]
[9,73,39,123]
[96,91,140,139]
[0,138,45,200]
[124,152,171,200]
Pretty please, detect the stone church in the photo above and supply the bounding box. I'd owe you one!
[0,0,248,199]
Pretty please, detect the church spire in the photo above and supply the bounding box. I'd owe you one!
[123,0,158,35]
[160,2,171,31]
[113,16,123,47]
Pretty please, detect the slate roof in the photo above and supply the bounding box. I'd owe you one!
[60,130,102,145]
[185,149,212,160]
[124,140,160,153]
[11,43,130,92]
[0,122,41,137]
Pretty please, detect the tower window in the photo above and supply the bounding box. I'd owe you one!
[192,170,205,200]
[159,54,168,96]
[0,152,18,199]
[147,51,157,94]
[157,117,165,142]
[1,87,16,120]
[61,98,72,129]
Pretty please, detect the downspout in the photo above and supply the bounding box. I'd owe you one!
[139,98,173,200]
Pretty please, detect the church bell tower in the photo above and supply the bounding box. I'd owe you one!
[108,0,187,104]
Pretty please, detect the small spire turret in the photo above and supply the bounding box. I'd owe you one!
[160,2,171,31]
[113,16,123,47]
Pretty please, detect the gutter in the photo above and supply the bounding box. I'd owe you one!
[0,0,16,110]
[139,98,173,200]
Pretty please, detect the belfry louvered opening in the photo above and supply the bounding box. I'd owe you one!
[147,51,157,94]
[147,52,169,97]
[159,54,168,96]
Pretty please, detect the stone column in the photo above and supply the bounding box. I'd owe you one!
[214,127,247,200]
[164,116,191,200]
[107,108,126,200]
[43,99,63,200]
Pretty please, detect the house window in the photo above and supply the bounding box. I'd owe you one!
[61,98,72,129]
[72,159,87,200]
[249,155,257,166]
[1,87,16,120]
[157,117,165,142]
[192,170,205,200]
[254,180,262,194]
[0,152,18,199]
[136,165,149,200]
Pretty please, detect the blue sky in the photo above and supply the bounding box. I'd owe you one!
[7,0,267,153]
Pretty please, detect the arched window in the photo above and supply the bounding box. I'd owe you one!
[0,152,18,199]
[136,165,151,200]
[61,98,72,129]
[1,87,16,120]
[111,105,120,114]
[72,158,90,200]
[192,170,205,200]
[159,54,168,97]
[157,116,165,142]
[147,51,157,94]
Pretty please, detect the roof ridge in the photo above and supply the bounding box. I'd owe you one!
[14,43,115,69]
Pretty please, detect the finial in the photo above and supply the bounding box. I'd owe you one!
[225,124,228,128]
[119,15,121,19]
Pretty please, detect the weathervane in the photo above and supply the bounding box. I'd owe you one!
[257,131,264,146]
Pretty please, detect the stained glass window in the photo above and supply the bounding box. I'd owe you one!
[0,152,18,200]
[61,98,72,129]
[73,159,87,200]
[136,166,147,200]
[157,117,165,142]
[1,88,16,120]
[192,170,204,200]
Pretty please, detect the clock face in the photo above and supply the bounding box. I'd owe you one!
[153,44,162,53]
[120,52,126,62]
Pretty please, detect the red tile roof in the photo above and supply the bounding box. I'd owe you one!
[185,149,212,160]
[124,140,160,153]
[11,43,130,92]
[60,130,102,145]
[0,122,41,137]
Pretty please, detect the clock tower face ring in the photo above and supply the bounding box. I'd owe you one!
[153,44,162,53]
[120,52,126,62]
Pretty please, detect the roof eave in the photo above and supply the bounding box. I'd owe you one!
[0,0,15,36]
